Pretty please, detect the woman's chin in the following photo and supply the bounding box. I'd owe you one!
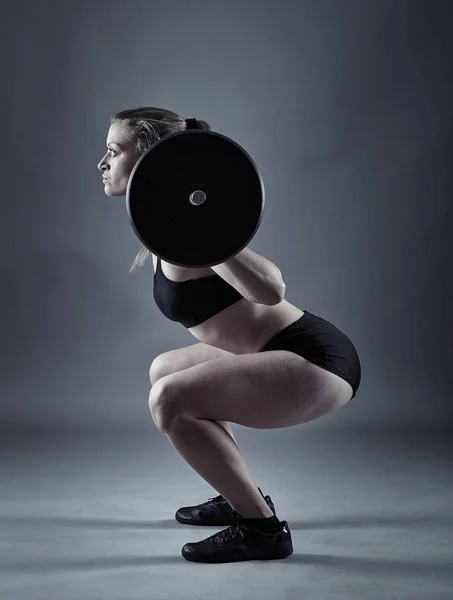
[102,181,126,197]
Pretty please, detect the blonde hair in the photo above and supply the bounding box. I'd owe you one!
[110,107,211,273]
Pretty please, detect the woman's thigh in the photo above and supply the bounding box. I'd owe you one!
[149,342,235,385]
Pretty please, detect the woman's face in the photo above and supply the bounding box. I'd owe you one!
[97,122,141,196]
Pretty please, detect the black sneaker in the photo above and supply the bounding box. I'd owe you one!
[181,509,293,563]
[175,487,276,526]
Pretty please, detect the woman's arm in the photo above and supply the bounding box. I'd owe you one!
[210,247,286,305]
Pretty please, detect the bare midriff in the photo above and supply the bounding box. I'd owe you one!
[155,257,305,355]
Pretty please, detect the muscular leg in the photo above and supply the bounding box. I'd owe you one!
[149,343,239,445]
[150,351,351,519]
[216,421,236,444]
[148,343,269,514]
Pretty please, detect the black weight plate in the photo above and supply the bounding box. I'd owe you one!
[126,130,265,267]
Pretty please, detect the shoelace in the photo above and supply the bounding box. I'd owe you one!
[202,495,231,517]
[213,522,249,545]
[207,495,225,505]
[212,509,252,545]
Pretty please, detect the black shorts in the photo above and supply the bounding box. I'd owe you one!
[259,310,362,399]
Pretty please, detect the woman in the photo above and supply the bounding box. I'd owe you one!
[97,107,361,564]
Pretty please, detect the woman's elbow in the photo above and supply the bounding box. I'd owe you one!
[262,282,286,306]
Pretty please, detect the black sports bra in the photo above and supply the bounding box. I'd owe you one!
[153,257,243,328]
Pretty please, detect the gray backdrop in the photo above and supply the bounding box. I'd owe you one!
[2,3,453,599]
[2,0,452,433]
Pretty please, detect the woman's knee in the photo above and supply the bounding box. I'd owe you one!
[149,354,170,386]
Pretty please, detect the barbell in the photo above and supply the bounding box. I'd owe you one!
[126,118,265,268]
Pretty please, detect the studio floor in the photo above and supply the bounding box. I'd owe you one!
[0,424,451,600]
